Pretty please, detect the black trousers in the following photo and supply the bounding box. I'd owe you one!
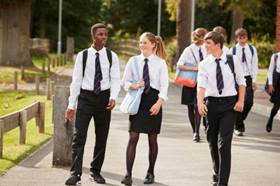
[235,76,254,132]
[70,89,111,176]
[206,96,237,185]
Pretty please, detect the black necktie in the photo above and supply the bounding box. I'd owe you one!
[94,52,102,94]
[215,58,224,95]
[143,58,150,94]
[242,48,247,63]
[199,48,204,61]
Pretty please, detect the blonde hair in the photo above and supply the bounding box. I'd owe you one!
[192,27,208,45]
[213,26,227,41]
[140,32,167,61]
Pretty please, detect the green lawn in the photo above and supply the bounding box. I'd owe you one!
[0,90,53,175]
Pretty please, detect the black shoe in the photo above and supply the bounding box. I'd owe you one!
[89,172,106,184]
[193,133,200,142]
[266,119,273,133]
[65,175,81,185]
[211,174,218,186]
[144,173,155,184]
[121,175,132,186]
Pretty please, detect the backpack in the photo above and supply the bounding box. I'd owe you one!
[232,44,254,57]
[82,48,112,77]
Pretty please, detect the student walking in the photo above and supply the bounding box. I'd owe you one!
[229,28,258,136]
[266,52,280,132]
[121,32,169,186]
[197,31,246,186]
[176,27,207,142]
[65,23,121,185]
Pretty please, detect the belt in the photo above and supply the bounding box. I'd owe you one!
[206,96,237,103]
[80,88,110,95]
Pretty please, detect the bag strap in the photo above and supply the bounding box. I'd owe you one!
[226,54,238,90]
[82,48,112,77]
[190,48,199,64]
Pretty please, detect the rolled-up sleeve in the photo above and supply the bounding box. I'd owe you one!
[158,61,169,101]
[197,62,208,89]
[252,47,259,83]
[233,56,246,86]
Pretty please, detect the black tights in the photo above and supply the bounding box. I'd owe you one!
[187,104,201,134]
[125,132,158,176]
[269,103,280,122]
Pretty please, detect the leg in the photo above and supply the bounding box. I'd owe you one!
[147,133,158,175]
[90,109,111,173]
[70,109,92,176]
[187,104,195,133]
[218,110,236,185]
[266,103,280,132]
[206,104,220,177]
[125,132,140,176]
[241,87,254,132]
[194,103,201,141]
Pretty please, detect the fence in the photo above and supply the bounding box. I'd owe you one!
[0,101,45,158]
[111,38,140,56]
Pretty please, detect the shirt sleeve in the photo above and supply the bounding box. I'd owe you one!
[233,55,246,86]
[268,54,275,85]
[68,52,83,109]
[197,62,208,89]
[121,57,135,91]
[251,46,259,83]
[177,47,191,66]
[158,60,169,101]
[109,52,121,100]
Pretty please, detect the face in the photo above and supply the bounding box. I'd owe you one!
[236,35,248,45]
[205,39,220,54]
[139,35,155,56]
[92,28,108,46]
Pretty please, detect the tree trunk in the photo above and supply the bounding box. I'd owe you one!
[276,0,280,51]
[230,5,244,42]
[176,0,192,70]
[0,0,32,67]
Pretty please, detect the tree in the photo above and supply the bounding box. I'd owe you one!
[176,0,192,57]
[0,0,32,66]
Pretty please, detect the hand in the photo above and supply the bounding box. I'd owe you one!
[149,101,162,116]
[268,85,274,94]
[234,100,244,112]
[252,83,257,92]
[65,109,75,122]
[107,99,116,110]
[198,102,208,117]
[130,80,145,90]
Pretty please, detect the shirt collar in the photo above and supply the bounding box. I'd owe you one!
[89,46,106,54]
[236,43,248,49]
[140,53,155,62]
[209,51,227,63]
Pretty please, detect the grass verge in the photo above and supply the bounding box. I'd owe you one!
[0,90,53,175]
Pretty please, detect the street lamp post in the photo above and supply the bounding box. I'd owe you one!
[57,0,62,56]
[157,0,162,36]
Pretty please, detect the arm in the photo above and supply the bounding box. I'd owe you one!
[252,47,259,91]
[197,87,207,116]
[66,52,83,121]
[197,62,208,116]
[108,52,121,110]
[150,60,169,115]
[268,54,275,93]
[176,47,198,71]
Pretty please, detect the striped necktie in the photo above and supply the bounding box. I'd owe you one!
[143,58,150,94]
[94,52,102,94]
[215,58,224,95]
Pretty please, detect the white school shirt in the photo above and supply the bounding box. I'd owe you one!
[229,43,258,83]
[68,46,121,109]
[122,54,169,101]
[223,45,230,54]
[177,43,207,67]
[268,52,280,85]
[197,52,246,97]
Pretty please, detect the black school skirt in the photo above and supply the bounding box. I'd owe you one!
[129,88,162,134]
[181,86,197,105]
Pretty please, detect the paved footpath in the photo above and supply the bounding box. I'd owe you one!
[0,63,280,186]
